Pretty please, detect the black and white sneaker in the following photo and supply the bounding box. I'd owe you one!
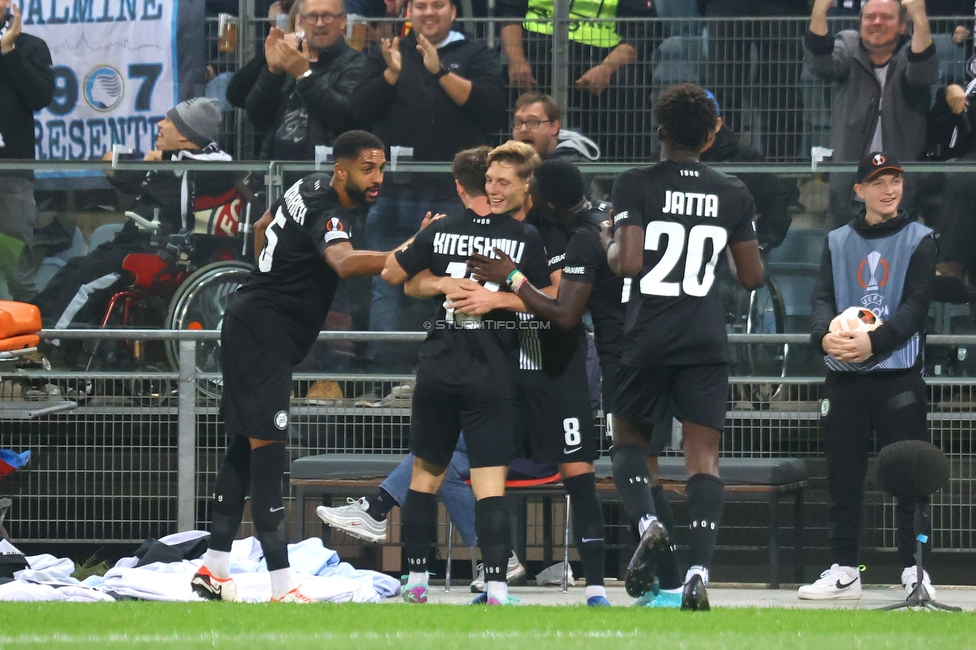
[624,518,669,598]
[470,551,527,592]
[190,566,238,601]
[681,572,710,611]
[797,564,862,600]
[901,566,936,600]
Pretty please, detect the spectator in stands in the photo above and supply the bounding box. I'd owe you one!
[34,99,237,337]
[511,92,600,162]
[245,0,363,169]
[498,0,657,160]
[699,91,795,252]
[226,0,302,114]
[927,76,976,283]
[701,0,806,162]
[804,0,937,230]
[351,0,506,371]
[0,0,53,301]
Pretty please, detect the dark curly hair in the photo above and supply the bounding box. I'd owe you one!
[653,83,718,152]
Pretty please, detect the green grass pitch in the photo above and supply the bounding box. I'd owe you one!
[0,603,972,649]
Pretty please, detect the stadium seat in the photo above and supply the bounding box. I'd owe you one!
[34,257,66,293]
[54,227,86,262]
[87,223,124,252]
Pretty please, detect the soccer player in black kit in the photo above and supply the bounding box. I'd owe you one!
[466,158,624,606]
[603,84,764,611]
[191,131,397,603]
[382,143,552,606]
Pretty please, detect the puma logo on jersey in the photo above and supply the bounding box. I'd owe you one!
[663,190,719,217]
[563,265,585,275]
[432,233,525,262]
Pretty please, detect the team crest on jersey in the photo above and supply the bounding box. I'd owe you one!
[274,410,288,430]
[324,217,350,243]
[820,399,830,417]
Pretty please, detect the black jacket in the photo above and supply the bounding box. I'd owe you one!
[245,40,364,160]
[810,209,937,358]
[352,31,506,162]
[0,33,54,178]
[700,125,795,250]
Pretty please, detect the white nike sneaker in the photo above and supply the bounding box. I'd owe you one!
[315,497,388,542]
[797,564,862,600]
[470,551,527,593]
[901,566,937,600]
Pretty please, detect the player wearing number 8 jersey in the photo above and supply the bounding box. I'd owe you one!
[192,131,401,604]
[603,84,765,611]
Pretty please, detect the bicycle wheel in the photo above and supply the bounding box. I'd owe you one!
[742,277,788,405]
[164,260,254,394]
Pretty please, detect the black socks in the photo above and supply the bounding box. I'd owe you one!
[368,487,398,521]
[402,489,438,573]
[686,473,724,569]
[475,496,511,581]
[563,472,605,587]
[651,483,682,590]
[610,444,656,524]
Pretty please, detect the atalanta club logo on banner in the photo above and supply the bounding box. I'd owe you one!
[84,67,125,112]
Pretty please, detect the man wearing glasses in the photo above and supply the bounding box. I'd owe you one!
[511,92,600,162]
[245,0,363,169]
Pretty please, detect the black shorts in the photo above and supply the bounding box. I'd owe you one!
[613,363,729,433]
[515,361,598,466]
[410,383,514,469]
[221,312,294,442]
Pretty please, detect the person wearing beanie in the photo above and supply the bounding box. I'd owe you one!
[32,97,239,341]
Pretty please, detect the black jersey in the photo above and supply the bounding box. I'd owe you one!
[558,202,626,368]
[519,217,568,372]
[611,161,756,367]
[395,208,551,397]
[234,174,365,353]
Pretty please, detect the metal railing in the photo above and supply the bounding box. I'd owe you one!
[2,329,976,563]
[205,13,975,163]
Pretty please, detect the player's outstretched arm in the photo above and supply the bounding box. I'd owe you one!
[727,240,765,290]
[602,222,643,278]
[401,269,469,298]
[253,210,273,261]
[324,242,389,278]
[467,250,590,329]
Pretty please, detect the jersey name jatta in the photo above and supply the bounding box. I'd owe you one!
[662,190,719,218]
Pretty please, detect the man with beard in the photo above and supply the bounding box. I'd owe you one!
[191,131,408,603]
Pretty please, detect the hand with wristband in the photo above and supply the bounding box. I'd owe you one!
[467,247,517,287]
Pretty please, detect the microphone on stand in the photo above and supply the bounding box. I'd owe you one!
[874,440,959,611]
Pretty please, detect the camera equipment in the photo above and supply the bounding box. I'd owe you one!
[875,440,960,612]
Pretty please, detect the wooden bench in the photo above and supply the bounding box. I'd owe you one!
[290,454,808,588]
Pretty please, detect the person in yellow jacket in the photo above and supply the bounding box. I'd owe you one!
[498,0,659,161]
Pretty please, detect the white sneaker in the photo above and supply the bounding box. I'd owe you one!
[470,551,527,592]
[315,497,388,542]
[797,564,862,600]
[901,566,936,600]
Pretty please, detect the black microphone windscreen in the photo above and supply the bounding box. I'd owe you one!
[877,440,950,500]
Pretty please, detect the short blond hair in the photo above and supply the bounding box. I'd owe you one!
[487,140,541,181]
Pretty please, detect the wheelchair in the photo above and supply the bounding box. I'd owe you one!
[85,194,257,392]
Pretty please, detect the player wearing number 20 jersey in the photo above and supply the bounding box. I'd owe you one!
[611,161,757,368]
[604,84,765,612]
